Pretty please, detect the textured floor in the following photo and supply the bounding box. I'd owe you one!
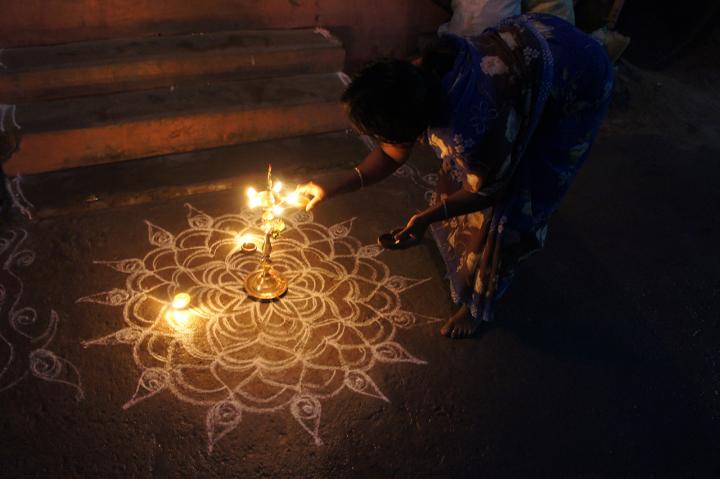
[1,60,719,477]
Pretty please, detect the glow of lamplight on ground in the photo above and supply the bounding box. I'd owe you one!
[235,233,255,246]
[166,293,195,332]
[168,309,192,328]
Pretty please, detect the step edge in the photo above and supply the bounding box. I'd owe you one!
[1,42,344,74]
[14,72,348,131]
[8,113,351,176]
[20,98,346,134]
[1,27,340,53]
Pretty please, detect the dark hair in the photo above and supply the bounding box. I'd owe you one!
[341,59,442,144]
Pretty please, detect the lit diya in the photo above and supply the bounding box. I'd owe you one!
[234,233,259,254]
[166,292,194,331]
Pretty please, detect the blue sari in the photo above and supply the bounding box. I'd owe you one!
[426,13,614,321]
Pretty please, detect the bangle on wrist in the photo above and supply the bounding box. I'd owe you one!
[353,167,364,189]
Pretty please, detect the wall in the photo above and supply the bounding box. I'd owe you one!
[0,0,449,69]
[616,0,718,68]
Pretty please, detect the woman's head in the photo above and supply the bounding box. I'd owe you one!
[341,59,441,144]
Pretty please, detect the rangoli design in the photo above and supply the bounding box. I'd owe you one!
[0,228,83,399]
[393,162,438,204]
[79,204,437,451]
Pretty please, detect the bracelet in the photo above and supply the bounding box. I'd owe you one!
[354,167,364,189]
[441,199,448,220]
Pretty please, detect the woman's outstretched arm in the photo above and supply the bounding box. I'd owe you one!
[297,142,413,210]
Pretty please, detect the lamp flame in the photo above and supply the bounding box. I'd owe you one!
[172,293,191,310]
[285,191,301,207]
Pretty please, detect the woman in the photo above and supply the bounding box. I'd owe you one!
[298,13,614,339]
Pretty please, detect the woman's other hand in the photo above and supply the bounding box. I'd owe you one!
[296,182,326,211]
[394,213,430,245]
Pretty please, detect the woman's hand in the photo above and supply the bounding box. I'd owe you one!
[394,213,430,245]
[295,181,326,211]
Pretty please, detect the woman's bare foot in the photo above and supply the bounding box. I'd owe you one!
[440,305,480,339]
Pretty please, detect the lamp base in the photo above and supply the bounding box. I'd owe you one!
[244,268,288,300]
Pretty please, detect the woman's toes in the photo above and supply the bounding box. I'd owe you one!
[441,305,477,339]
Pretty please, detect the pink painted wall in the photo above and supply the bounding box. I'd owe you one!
[0,0,449,68]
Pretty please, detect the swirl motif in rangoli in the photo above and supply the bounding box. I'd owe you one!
[0,229,83,399]
[79,204,437,452]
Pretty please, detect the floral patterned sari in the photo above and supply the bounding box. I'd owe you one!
[426,13,614,321]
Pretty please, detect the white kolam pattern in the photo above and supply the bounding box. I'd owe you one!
[0,229,83,399]
[79,204,437,452]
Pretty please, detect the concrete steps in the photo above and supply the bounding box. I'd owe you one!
[0,29,344,101]
[2,28,350,175]
[5,73,349,175]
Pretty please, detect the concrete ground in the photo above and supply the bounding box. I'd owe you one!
[1,60,719,478]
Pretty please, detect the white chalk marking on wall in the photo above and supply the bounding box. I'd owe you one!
[79,204,437,452]
[0,229,84,399]
[0,104,21,133]
[4,176,35,220]
[313,27,341,45]
[337,71,351,86]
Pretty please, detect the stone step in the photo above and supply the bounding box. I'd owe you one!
[19,131,368,219]
[5,72,349,175]
[0,29,344,101]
